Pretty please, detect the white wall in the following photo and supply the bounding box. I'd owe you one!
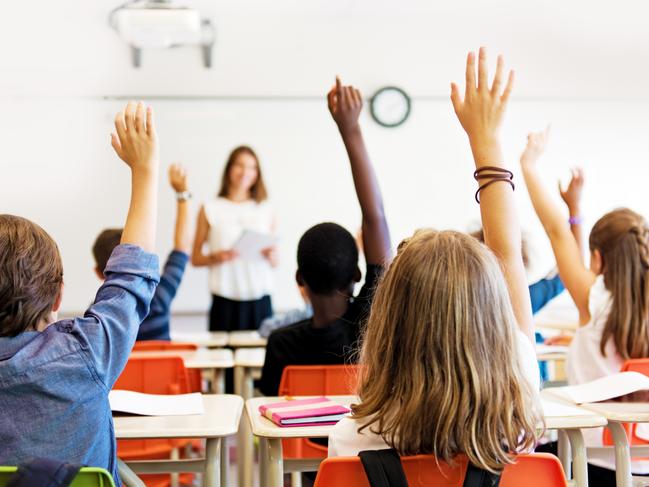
[2,0,649,316]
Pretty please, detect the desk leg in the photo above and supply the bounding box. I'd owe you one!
[565,429,587,487]
[236,366,253,487]
[558,430,571,480]
[609,422,632,487]
[212,369,225,394]
[205,437,221,487]
[260,437,283,487]
[220,436,229,487]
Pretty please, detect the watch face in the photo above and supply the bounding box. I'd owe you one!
[370,86,411,128]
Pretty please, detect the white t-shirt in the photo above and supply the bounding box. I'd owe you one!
[567,276,649,473]
[328,330,540,457]
[203,197,275,301]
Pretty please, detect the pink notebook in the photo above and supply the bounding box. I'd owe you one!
[259,397,351,427]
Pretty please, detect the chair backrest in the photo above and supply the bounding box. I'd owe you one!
[0,466,115,487]
[278,365,360,396]
[621,359,649,375]
[313,453,567,487]
[132,341,198,351]
[114,356,191,395]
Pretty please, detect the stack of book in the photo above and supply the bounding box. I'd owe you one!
[259,397,351,427]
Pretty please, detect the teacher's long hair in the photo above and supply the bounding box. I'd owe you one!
[218,145,268,203]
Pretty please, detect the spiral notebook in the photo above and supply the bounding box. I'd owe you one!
[259,397,351,427]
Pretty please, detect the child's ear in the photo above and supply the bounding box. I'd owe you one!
[94,266,105,280]
[52,283,64,313]
[354,266,362,283]
[590,249,603,275]
[295,270,304,287]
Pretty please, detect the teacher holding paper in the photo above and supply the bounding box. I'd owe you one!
[192,146,277,331]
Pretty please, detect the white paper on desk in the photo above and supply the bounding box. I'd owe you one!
[541,398,595,417]
[535,344,569,355]
[544,372,649,404]
[109,390,204,416]
[232,230,277,260]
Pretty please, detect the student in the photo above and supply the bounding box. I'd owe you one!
[329,49,542,473]
[92,163,192,341]
[192,146,277,332]
[0,102,160,486]
[258,77,392,396]
[520,127,649,485]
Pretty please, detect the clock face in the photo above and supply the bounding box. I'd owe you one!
[370,86,411,128]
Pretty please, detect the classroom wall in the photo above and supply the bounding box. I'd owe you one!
[2,0,649,317]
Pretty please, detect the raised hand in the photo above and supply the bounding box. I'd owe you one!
[451,47,514,165]
[111,101,158,173]
[559,168,585,214]
[327,76,363,133]
[520,127,551,168]
[169,163,188,193]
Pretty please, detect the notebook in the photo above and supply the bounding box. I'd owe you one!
[544,371,649,404]
[259,397,351,427]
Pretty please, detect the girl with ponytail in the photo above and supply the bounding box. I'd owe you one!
[520,128,649,485]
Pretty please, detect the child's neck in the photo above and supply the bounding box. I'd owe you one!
[227,188,251,202]
[310,294,350,328]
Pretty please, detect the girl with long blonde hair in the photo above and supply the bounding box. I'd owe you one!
[328,48,542,473]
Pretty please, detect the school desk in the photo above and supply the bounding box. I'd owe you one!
[234,347,266,487]
[130,348,234,393]
[114,394,243,487]
[229,330,268,348]
[170,330,229,348]
[578,402,649,487]
[247,395,605,487]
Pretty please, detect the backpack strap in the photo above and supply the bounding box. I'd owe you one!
[8,458,83,487]
[359,449,409,487]
[462,463,501,487]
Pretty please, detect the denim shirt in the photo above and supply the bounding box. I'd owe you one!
[0,245,159,487]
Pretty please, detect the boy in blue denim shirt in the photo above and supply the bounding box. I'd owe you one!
[0,102,161,486]
[92,164,193,342]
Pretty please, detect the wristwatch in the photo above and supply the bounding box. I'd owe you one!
[176,191,192,202]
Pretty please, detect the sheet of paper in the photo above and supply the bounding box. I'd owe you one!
[109,390,205,416]
[232,230,277,260]
[541,398,596,418]
[544,371,649,404]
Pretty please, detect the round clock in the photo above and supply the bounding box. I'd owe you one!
[369,86,411,128]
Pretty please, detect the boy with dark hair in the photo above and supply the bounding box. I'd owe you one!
[92,163,192,341]
[0,102,160,485]
[259,78,392,396]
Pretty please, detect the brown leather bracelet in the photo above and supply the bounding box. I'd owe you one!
[475,177,515,203]
[474,166,513,180]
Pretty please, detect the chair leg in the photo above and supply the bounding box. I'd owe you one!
[290,472,302,487]
[117,459,146,487]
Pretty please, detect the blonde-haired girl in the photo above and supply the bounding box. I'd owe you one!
[520,129,649,485]
[328,48,542,473]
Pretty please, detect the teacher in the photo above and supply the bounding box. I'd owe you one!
[192,145,277,331]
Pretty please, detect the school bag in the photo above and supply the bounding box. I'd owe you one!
[359,449,501,487]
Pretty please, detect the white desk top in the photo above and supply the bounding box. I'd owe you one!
[114,394,243,439]
[535,322,578,332]
[578,402,649,423]
[170,331,229,348]
[234,347,266,368]
[536,344,569,362]
[130,348,234,369]
[247,396,607,439]
[229,331,267,347]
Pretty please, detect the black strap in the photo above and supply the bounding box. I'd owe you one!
[463,463,502,487]
[359,449,408,487]
[7,458,83,487]
[358,449,501,487]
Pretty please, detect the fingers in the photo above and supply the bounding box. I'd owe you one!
[146,106,156,138]
[450,82,462,112]
[110,133,123,159]
[491,55,504,95]
[500,70,515,104]
[465,51,476,98]
[477,46,488,92]
[340,81,350,111]
[327,85,337,112]
[114,110,127,143]
[135,101,145,133]
[353,88,362,108]
[124,101,136,133]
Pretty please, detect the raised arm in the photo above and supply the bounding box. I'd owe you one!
[519,130,595,321]
[169,163,192,254]
[111,101,158,251]
[559,167,585,258]
[327,77,392,265]
[450,48,533,341]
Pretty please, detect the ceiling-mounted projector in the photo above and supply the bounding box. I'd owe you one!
[109,0,215,68]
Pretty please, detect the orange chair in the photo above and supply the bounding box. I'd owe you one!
[313,453,568,487]
[114,356,194,487]
[278,365,360,458]
[602,359,649,447]
[132,341,198,352]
